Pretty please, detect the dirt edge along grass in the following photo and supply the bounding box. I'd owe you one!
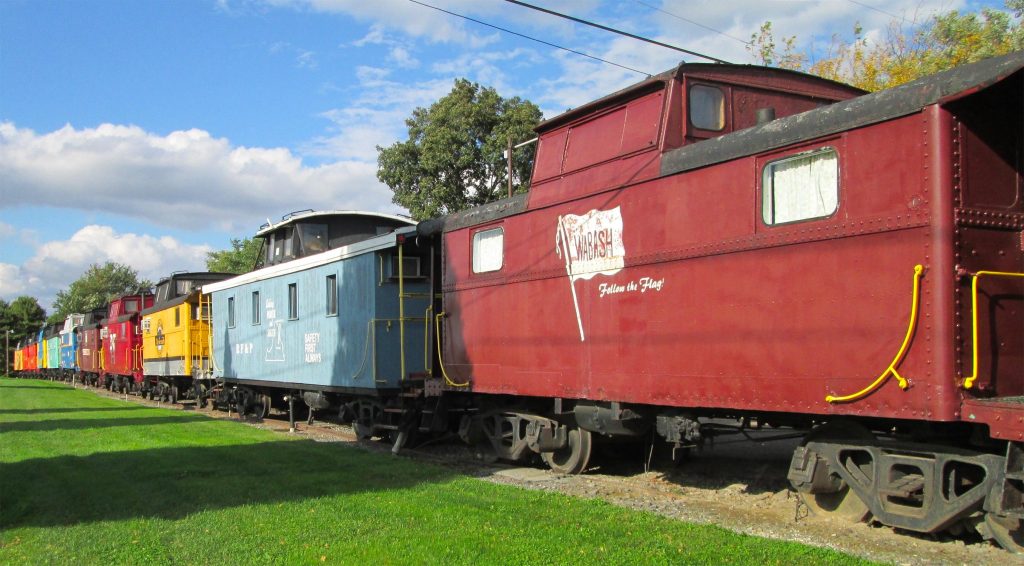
[0,378,873,565]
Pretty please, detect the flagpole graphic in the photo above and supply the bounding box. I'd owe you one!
[555,207,626,342]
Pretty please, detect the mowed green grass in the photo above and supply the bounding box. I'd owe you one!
[0,378,870,565]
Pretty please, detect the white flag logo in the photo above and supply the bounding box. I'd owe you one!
[556,206,626,341]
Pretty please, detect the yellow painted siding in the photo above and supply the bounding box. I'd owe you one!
[142,299,213,376]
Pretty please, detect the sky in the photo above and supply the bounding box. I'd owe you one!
[0,0,1008,311]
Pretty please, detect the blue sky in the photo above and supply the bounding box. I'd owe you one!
[0,0,1009,310]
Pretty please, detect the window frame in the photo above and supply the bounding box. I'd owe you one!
[325,275,338,317]
[471,226,505,274]
[251,291,261,325]
[227,297,235,328]
[288,283,298,320]
[760,146,841,227]
[687,83,727,133]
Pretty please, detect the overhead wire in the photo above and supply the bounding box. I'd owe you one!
[404,0,653,76]
[502,0,729,63]
[845,0,920,25]
[632,0,751,46]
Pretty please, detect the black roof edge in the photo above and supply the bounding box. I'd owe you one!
[140,293,192,316]
[155,271,236,285]
[660,51,1024,177]
[417,193,530,237]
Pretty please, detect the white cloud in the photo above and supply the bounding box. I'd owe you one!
[0,122,401,234]
[0,225,213,309]
[388,46,419,69]
[305,69,459,161]
[285,0,500,46]
[269,41,318,69]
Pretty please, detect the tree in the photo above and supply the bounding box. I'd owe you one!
[0,296,47,343]
[750,1,1024,91]
[377,79,543,220]
[49,262,153,323]
[206,237,262,274]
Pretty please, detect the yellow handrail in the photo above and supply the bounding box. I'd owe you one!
[826,264,923,403]
[435,312,469,387]
[963,270,1024,389]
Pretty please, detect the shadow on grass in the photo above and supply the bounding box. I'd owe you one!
[0,414,215,434]
[0,406,152,415]
[0,385,79,391]
[1,439,456,529]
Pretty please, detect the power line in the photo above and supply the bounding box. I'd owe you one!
[404,0,652,77]
[633,0,751,46]
[503,0,729,64]
[845,0,919,25]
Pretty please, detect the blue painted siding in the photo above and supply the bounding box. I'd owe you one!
[210,246,430,390]
[45,336,60,369]
[59,332,78,370]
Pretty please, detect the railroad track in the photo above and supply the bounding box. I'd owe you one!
[70,380,1016,565]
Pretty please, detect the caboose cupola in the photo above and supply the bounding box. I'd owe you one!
[256,210,414,267]
[525,62,863,209]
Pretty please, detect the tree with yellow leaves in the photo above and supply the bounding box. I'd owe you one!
[751,0,1024,91]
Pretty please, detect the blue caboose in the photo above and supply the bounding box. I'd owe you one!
[58,313,85,381]
[203,211,433,423]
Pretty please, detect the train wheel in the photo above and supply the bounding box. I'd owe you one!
[542,426,593,474]
[796,421,873,522]
[252,394,270,419]
[985,513,1024,553]
[169,386,178,405]
[194,384,208,409]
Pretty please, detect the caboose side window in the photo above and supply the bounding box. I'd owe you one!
[288,283,298,320]
[689,85,725,131]
[252,291,260,325]
[762,148,839,225]
[472,227,504,273]
[326,275,337,316]
[227,297,235,328]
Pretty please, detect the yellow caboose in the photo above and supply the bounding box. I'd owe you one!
[141,272,233,403]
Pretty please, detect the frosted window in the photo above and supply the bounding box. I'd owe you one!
[763,149,839,225]
[689,85,725,131]
[472,228,504,273]
[326,275,338,316]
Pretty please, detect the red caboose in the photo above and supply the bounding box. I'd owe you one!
[423,53,1024,546]
[77,307,108,387]
[100,294,154,393]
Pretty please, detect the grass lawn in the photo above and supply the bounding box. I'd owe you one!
[0,378,871,565]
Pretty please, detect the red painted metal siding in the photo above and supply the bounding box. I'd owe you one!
[443,109,963,421]
[101,295,154,381]
[79,328,102,374]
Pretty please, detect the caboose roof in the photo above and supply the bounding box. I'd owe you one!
[202,225,418,294]
[255,210,413,237]
[661,50,1024,176]
[536,62,865,133]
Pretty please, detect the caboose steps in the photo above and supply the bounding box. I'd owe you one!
[963,398,1024,442]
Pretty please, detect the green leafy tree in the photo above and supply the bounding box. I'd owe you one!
[377,79,543,220]
[751,1,1024,91]
[49,262,153,323]
[206,237,263,274]
[0,296,47,343]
